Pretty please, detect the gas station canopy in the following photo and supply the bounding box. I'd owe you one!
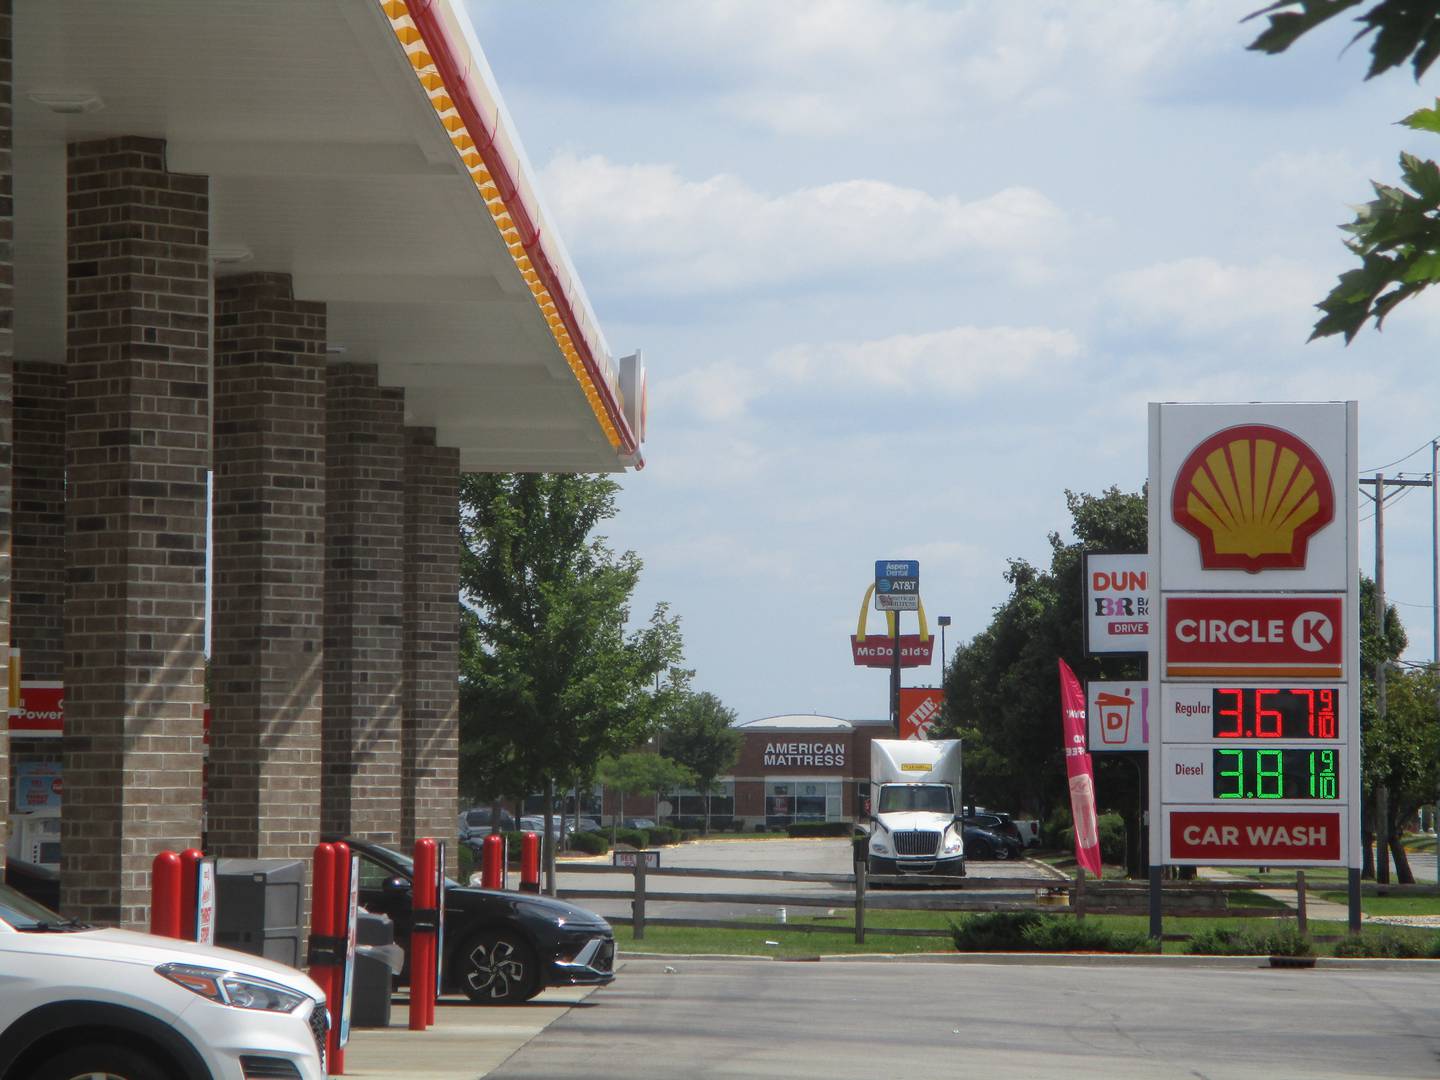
[15,0,643,472]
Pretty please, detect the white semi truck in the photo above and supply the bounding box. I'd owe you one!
[859,738,965,876]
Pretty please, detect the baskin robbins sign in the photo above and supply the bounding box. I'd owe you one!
[1147,402,1358,873]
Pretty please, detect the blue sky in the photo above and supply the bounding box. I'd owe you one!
[467,1,1440,723]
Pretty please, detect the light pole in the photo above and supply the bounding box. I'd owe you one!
[937,615,951,681]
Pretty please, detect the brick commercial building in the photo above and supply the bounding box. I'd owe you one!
[600,715,893,832]
[2,1,645,926]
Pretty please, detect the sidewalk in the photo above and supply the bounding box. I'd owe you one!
[340,984,600,1080]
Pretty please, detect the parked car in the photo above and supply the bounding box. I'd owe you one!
[963,811,1025,847]
[622,818,657,831]
[458,806,515,843]
[571,817,603,833]
[335,835,616,1004]
[2,858,58,911]
[517,815,569,842]
[0,881,327,1079]
[962,823,1025,861]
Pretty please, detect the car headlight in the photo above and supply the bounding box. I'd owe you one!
[157,963,310,1013]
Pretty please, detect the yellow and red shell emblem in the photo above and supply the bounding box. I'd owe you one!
[1171,424,1334,573]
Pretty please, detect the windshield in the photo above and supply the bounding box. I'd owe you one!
[877,784,953,814]
[0,882,82,931]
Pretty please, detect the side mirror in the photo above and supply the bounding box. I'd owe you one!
[383,876,411,895]
[861,797,872,819]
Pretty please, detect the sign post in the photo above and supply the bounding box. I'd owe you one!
[875,561,919,732]
[1147,403,1359,938]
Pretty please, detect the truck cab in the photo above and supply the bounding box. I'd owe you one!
[862,739,965,876]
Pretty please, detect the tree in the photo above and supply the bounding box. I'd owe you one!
[458,473,688,823]
[1247,4,1440,340]
[660,691,742,834]
[596,752,695,844]
[939,487,1148,827]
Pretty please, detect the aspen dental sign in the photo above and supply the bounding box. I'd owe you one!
[1147,403,1358,870]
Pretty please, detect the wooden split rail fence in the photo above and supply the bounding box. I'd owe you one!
[553,859,1292,943]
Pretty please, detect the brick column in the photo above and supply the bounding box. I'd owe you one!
[12,363,65,682]
[64,137,208,925]
[324,364,404,842]
[210,273,325,862]
[0,0,13,848]
[401,428,459,863]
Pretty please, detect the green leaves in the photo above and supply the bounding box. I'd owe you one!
[1246,1,1440,80]
[1308,131,1440,342]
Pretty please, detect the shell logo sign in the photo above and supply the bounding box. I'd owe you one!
[1171,424,1334,573]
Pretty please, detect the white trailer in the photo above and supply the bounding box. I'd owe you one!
[861,739,964,876]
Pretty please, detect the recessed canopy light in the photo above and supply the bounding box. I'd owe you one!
[28,91,104,115]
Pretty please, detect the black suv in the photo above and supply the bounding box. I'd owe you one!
[337,836,616,1004]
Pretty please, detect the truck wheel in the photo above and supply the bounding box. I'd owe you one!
[460,930,540,1003]
[31,1043,169,1080]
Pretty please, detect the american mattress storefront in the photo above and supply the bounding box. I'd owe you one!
[728,715,890,830]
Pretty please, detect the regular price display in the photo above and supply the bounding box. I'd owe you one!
[1212,688,1338,740]
[1212,747,1339,801]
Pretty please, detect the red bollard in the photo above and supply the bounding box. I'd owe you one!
[151,851,182,939]
[481,832,505,890]
[410,839,436,1031]
[520,832,540,893]
[330,842,351,1075]
[178,848,203,941]
[310,843,338,1075]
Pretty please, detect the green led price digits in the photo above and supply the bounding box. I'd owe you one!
[1212,748,1338,801]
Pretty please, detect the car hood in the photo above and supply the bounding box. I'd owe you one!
[875,811,955,833]
[53,928,325,997]
[453,886,610,930]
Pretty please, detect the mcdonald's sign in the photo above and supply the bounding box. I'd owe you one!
[850,583,934,668]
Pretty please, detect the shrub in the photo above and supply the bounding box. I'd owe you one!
[1022,918,1153,954]
[949,911,1154,953]
[786,822,853,838]
[1264,923,1314,958]
[950,911,1045,951]
[613,827,649,849]
[648,825,683,846]
[1331,928,1428,959]
[1185,927,1269,955]
[1058,811,1127,865]
[566,831,609,856]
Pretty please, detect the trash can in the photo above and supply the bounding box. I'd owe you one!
[350,910,405,1029]
[213,859,304,967]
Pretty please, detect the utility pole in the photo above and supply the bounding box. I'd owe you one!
[1360,471,1434,884]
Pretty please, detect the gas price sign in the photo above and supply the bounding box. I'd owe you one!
[1212,747,1339,801]
[1212,687,1338,740]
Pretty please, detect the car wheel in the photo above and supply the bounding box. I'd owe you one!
[30,1043,169,1080]
[994,843,1012,861]
[460,930,540,1004]
[969,839,994,860]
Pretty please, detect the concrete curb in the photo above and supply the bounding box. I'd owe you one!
[618,951,1440,971]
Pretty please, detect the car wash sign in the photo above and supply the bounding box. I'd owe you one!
[1147,403,1358,868]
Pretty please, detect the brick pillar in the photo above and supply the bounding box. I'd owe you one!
[64,137,208,925]
[210,273,325,862]
[324,364,404,842]
[13,363,65,682]
[0,0,13,849]
[401,428,459,864]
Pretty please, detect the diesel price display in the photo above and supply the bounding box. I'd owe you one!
[1212,688,1337,740]
[1213,748,1339,801]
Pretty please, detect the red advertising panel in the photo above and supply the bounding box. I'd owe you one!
[10,683,63,737]
[1058,660,1103,877]
[850,634,934,668]
[1169,809,1341,862]
[1164,595,1342,679]
[898,688,944,740]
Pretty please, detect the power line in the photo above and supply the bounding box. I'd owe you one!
[1362,436,1440,475]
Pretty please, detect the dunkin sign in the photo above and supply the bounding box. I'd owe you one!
[1171,424,1334,574]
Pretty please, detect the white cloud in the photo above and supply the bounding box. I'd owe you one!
[1102,256,1327,339]
[538,154,1068,293]
[623,0,1235,136]
[771,324,1083,394]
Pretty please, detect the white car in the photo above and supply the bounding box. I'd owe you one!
[0,882,328,1080]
